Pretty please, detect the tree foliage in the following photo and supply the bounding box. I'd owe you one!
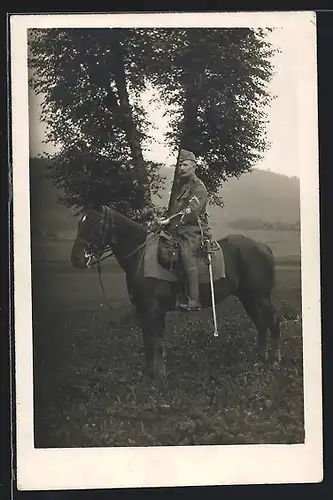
[140,28,277,210]
[28,28,163,220]
[29,27,277,219]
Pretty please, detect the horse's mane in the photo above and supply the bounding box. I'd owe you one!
[103,205,147,234]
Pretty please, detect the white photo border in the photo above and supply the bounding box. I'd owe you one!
[10,11,322,491]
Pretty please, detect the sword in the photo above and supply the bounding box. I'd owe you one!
[205,239,219,337]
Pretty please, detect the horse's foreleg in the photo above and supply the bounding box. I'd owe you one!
[152,309,166,380]
[138,307,166,380]
[126,274,137,306]
[137,310,155,378]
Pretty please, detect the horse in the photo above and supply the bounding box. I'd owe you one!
[71,205,281,380]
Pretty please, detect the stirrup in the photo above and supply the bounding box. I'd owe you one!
[178,300,202,312]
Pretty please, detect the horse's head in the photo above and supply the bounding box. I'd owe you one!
[71,207,110,269]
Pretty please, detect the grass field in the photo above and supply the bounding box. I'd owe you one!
[31,229,304,448]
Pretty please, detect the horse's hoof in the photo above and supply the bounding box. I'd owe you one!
[271,359,281,371]
[254,360,265,374]
[154,376,167,390]
[144,366,167,385]
[143,366,155,380]
[156,366,166,381]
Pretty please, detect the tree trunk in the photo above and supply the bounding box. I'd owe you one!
[167,73,204,216]
[166,148,182,216]
[112,34,152,210]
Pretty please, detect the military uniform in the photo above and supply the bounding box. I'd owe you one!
[172,175,211,247]
[168,150,212,311]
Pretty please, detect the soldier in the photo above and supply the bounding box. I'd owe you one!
[159,149,212,311]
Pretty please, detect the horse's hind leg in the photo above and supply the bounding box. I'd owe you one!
[244,295,281,365]
[268,302,281,364]
[256,296,282,364]
[239,295,268,362]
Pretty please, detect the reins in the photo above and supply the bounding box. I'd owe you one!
[96,261,115,310]
[89,230,160,267]
[94,235,160,310]
[86,209,161,309]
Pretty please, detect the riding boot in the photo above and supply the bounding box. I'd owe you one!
[178,266,202,311]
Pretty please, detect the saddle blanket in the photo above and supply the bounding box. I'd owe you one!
[143,232,226,283]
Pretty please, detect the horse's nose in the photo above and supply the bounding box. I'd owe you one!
[71,251,81,268]
[71,243,86,268]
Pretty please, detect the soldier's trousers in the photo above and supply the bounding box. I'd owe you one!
[177,226,203,271]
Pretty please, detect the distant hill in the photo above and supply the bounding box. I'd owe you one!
[29,158,300,240]
[152,166,300,238]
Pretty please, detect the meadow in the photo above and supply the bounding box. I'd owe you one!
[31,228,304,447]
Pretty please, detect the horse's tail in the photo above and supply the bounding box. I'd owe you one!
[264,244,276,292]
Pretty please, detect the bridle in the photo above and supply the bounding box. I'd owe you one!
[77,206,160,309]
[77,206,115,267]
[79,206,157,267]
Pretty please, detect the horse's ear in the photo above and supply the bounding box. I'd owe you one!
[87,197,102,212]
[86,202,99,212]
[94,204,103,213]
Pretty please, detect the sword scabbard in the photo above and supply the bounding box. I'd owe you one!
[204,239,219,337]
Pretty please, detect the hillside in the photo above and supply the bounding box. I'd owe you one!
[29,158,300,240]
[153,166,300,238]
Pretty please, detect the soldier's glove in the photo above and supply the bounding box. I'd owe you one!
[158,218,171,227]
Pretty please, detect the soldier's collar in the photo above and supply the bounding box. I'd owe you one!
[185,174,197,184]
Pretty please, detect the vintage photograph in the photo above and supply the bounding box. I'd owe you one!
[11,12,322,490]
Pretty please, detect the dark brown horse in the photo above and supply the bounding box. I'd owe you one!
[71,205,281,379]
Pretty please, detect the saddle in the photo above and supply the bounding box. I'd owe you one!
[142,230,225,284]
[157,229,220,273]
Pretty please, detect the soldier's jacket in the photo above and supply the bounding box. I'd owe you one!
[170,175,211,238]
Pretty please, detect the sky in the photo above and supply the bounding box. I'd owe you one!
[29,26,301,178]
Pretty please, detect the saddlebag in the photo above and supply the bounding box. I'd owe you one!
[157,230,180,272]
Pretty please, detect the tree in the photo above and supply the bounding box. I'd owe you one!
[28,28,164,220]
[141,28,277,215]
[29,27,276,221]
